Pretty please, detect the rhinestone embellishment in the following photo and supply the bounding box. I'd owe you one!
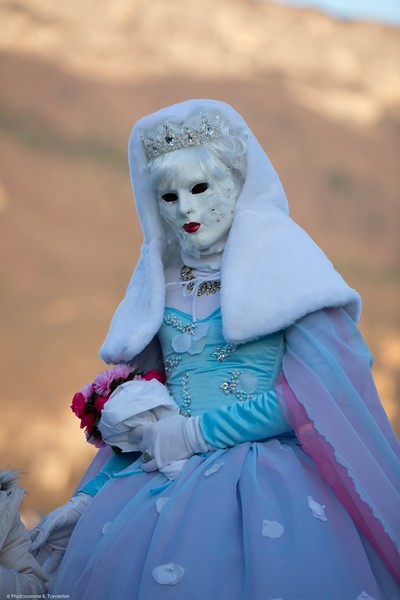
[142,114,222,160]
[212,343,237,362]
[164,354,182,372]
[164,312,208,355]
[180,372,192,417]
[180,265,221,296]
[220,369,256,401]
[164,313,197,334]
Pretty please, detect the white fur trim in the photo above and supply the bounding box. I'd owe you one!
[100,243,166,363]
[221,206,360,343]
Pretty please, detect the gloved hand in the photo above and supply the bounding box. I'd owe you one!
[30,493,92,563]
[32,524,73,576]
[136,415,212,472]
[159,459,188,481]
[98,378,179,452]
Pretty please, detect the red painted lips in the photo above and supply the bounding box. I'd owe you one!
[183,222,201,233]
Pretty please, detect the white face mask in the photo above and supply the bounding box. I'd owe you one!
[156,160,238,257]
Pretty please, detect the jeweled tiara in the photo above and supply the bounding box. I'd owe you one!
[141,113,222,160]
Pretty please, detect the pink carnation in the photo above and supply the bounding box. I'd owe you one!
[94,396,108,412]
[81,382,94,400]
[71,392,86,418]
[143,369,166,384]
[93,370,114,396]
[110,364,134,380]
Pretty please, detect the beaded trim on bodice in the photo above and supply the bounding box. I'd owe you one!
[158,307,285,418]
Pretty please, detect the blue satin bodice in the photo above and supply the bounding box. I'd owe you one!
[157,307,285,417]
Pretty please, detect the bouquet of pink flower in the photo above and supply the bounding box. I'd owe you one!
[71,365,166,448]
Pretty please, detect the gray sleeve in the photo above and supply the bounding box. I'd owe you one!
[0,513,48,596]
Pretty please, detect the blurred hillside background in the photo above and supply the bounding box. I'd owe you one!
[0,0,399,523]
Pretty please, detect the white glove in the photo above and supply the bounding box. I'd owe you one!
[159,459,188,481]
[136,415,212,472]
[32,526,71,577]
[98,378,179,452]
[30,492,91,568]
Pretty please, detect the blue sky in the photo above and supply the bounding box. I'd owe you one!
[271,0,400,26]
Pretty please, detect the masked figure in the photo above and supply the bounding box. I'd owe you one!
[33,100,399,599]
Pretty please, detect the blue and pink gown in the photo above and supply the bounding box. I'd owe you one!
[51,304,400,599]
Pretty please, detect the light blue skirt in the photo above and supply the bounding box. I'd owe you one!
[52,438,394,600]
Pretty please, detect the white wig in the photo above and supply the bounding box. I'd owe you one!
[147,110,247,192]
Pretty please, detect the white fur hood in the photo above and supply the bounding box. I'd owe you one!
[100,99,360,364]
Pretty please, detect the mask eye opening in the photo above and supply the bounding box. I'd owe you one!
[161,192,179,202]
[191,182,209,195]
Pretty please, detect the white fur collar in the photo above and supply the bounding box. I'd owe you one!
[100,100,360,364]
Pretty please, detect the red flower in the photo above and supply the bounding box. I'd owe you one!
[71,392,86,418]
[143,369,166,384]
[80,412,96,435]
[94,396,108,411]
